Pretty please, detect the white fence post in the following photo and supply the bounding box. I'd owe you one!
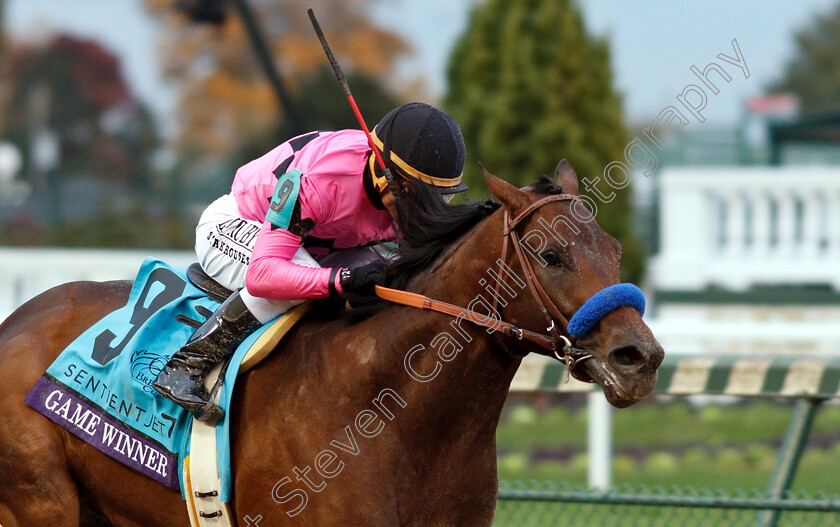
[587,390,612,490]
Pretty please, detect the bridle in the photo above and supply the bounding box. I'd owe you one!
[375,192,594,383]
[496,193,593,378]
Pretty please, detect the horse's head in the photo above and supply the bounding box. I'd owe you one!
[484,160,663,407]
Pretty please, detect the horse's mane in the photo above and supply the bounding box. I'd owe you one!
[389,176,567,288]
[342,175,563,321]
[388,180,500,290]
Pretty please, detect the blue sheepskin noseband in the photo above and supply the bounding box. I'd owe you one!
[566,283,646,339]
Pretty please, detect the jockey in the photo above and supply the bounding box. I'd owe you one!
[152,102,468,421]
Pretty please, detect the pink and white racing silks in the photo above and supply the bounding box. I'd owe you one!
[230,129,396,301]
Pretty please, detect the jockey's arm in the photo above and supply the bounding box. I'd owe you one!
[245,225,342,301]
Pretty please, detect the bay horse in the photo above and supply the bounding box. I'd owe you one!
[0,162,663,526]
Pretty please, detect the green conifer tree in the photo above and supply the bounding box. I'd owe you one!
[0,0,7,134]
[771,3,840,113]
[445,0,643,280]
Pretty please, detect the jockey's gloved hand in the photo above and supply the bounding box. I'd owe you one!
[337,259,389,305]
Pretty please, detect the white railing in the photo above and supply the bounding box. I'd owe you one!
[645,316,840,356]
[650,167,840,291]
[0,248,194,321]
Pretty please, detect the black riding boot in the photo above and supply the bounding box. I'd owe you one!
[152,290,261,423]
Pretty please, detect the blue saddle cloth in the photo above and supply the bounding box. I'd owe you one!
[25,258,279,501]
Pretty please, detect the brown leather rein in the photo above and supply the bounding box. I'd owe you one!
[375,193,594,382]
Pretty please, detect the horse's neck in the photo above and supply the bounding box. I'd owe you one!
[375,213,521,449]
[251,212,520,466]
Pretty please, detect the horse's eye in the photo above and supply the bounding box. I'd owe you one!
[541,250,563,267]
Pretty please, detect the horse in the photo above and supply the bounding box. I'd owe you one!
[0,162,663,526]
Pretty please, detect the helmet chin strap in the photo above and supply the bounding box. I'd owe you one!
[366,153,404,238]
[369,154,391,194]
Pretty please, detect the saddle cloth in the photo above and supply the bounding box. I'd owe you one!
[24,258,307,502]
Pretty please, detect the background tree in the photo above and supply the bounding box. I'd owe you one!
[170,63,404,206]
[771,3,840,114]
[444,0,643,281]
[4,35,159,190]
[0,34,172,248]
[0,0,8,133]
[143,0,410,160]
[231,65,400,179]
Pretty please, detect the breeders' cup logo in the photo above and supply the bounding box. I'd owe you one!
[130,349,167,397]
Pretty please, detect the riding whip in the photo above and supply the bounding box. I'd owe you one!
[307,8,403,202]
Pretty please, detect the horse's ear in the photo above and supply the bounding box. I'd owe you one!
[555,159,579,195]
[482,163,529,215]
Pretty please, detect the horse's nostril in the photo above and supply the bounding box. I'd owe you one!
[610,345,644,369]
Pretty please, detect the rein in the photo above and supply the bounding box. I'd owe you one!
[375,193,594,382]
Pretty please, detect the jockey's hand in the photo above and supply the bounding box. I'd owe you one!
[338,260,388,305]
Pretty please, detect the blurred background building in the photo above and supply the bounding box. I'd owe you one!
[649,96,840,357]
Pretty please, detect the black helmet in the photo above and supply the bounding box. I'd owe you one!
[371,103,468,194]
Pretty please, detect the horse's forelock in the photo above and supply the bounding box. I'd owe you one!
[528,176,565,196]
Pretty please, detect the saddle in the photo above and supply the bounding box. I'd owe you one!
[186,263,233,303]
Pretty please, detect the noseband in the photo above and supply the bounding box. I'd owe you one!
[375,192,646,382]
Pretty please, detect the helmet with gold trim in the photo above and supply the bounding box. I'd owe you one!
[369,103,468,195]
